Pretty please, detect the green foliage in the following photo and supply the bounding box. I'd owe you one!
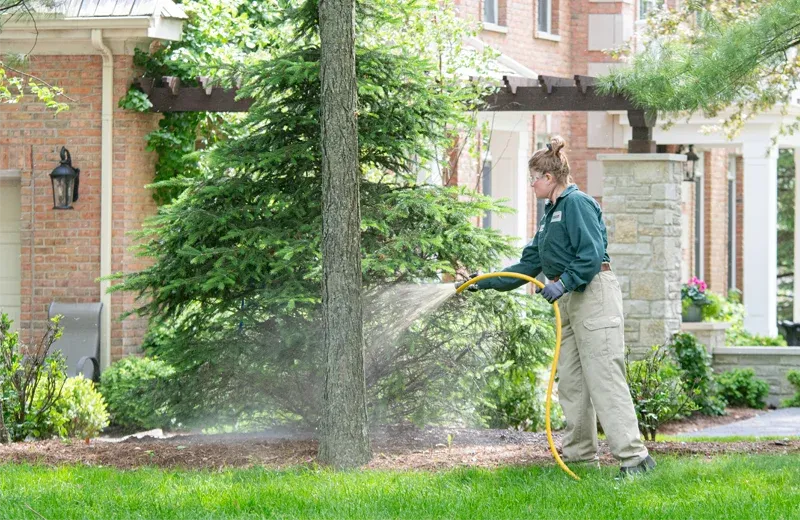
[670,333,726,416]
[599,0,800,139]
[701,289,787,346]
[111,0,540,430]
[715,368,770,409]
[0,64,69,113]
[777,149,795,322]
[379,291,560,430]
[117,0,281,204]
[626,346,698,441]
[117,88,153,112]
[43,376,110,439]
[0,313,67,442]
[782,370,800,408]
[99,357,176,431]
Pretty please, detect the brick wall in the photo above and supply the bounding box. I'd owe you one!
[111,55,160,360]
[704,149,729,295]
[0,55,160,361]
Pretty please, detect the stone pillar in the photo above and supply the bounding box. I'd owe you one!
[599,154,686,357]
[742,141,778,337]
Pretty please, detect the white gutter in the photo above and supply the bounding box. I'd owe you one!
[91,29,113,370]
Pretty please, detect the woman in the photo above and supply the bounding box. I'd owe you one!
[469,136,655,478]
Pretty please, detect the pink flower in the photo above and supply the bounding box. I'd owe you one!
[686,277,707,292]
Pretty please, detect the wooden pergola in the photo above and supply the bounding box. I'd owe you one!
[133,74,657,153]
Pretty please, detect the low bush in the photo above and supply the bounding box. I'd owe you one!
[0,313,66,442]
[670,333,726,416]
[43,375,110,439]
[99,356,176,431]
[715,368,770,409]
[781,370,800,408]
[626,345,698,441]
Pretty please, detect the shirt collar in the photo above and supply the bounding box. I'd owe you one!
[544,184,578,206]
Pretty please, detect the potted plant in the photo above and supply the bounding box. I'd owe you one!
[681,277,709,322]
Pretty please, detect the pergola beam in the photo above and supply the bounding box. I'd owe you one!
[133,74,656,152]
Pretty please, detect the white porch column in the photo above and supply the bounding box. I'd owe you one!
[742,141,779,336]
[794,148,800,322]
[489,129,530,251]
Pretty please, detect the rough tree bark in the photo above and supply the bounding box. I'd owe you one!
[317,0,371,468]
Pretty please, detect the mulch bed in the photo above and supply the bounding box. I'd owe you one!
[1,413,796,471]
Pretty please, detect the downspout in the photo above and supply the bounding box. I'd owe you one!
[91,29,113,370]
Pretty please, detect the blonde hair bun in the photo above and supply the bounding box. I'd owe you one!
[529,135,571,184]
[549,136,566,154]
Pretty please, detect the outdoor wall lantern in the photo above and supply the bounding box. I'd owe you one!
[682,144,700,182]
[50,146,80,210]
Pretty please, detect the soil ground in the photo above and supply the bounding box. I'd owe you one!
[1,408,794,471]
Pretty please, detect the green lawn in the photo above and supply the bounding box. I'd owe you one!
[1,455,798,519]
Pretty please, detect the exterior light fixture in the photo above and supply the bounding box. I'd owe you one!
[683,144,700,182]
[50,146,80,209]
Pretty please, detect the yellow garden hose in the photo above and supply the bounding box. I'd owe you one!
[456,272,580,481]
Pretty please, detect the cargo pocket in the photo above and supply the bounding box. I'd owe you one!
[581,315,623,359]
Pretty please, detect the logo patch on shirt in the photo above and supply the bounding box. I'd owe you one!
[551,211,563,223]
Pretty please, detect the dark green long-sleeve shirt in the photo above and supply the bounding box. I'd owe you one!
[477,184,610,293]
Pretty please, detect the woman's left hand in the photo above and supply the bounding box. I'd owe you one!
[537,281,566,303]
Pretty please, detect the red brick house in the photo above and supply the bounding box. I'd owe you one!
[0,0,186,367]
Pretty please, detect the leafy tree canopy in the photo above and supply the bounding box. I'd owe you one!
[600,0,800,138]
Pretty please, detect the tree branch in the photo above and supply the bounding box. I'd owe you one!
[0,63,77,102]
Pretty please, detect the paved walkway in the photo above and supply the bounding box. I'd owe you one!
[680,408,800,438]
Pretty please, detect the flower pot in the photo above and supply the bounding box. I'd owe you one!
[683,303,703,323]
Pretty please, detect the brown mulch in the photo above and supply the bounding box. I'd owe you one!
[1,414,797,471]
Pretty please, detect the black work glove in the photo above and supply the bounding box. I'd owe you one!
[455,272,480,292]
[536,280,566,303]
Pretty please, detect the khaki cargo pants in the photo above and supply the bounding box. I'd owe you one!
[556,270,649,467]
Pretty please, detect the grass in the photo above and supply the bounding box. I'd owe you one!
[1,455,799,519]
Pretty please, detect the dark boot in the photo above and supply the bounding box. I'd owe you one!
[616,455,656,480]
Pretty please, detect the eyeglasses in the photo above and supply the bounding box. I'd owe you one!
[529,171,548,184]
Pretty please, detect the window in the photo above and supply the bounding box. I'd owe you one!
[537,0,552,34]
[638,0,659,20]
[694,151,705,279]
[484,0,498,25]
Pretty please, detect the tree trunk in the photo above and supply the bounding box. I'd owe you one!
[317,0,371,468]
[0,399,8,444]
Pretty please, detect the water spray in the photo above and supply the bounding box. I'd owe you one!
[456,272,580,481]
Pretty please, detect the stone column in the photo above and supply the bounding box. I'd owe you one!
[599,154,686,357]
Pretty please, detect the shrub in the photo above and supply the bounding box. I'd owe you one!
[780,370,800,408]
[0,313,67,442]
[670,333,726,416]
[42,375,110,439]
[626,346,698,441]
[99,357,176,431]
[715,368,770,409]
[478,363,565,432]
